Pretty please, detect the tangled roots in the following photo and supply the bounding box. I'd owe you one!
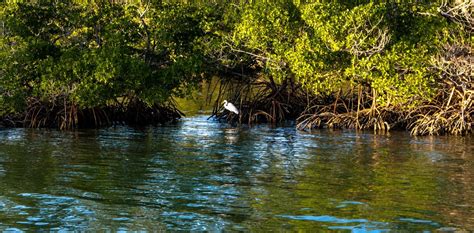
[211,77,307,124]
[2,96,183,129]
[408,41,473,135]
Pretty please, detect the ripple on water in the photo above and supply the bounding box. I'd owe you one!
[398,217,440,226]
[0,116,472,231]
[278,214,390,231]
[9,193,95,229]
[336,200,368,208]
[161,211,227,231]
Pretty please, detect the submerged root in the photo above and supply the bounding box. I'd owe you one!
[214,76,405,133]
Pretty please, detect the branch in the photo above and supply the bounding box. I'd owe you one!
[225,42,275,62]
[438,0,474,32]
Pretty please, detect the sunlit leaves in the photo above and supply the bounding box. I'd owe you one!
[230,1,452,107]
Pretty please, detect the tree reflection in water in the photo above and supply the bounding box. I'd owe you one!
[0,118,472,231]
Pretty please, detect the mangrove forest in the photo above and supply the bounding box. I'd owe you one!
[1,0,472,135]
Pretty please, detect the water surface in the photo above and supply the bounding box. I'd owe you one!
[0,116,473,231]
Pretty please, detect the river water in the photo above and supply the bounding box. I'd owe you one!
[0,116,472,231]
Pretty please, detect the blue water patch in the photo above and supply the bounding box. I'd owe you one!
[26,216,43,222]
[336,200,367,208]
[112,217,130,222]
[34,222,49,226]
[277,215,368,224]
[398,217,440,226]
[328,225,390,233]
[1,116,472,231]
[3,227,24,233]
[278,214,390,231]
[12,205,30,210]
[340,201,366,205]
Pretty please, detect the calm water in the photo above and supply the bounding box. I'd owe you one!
[0,116,473,232]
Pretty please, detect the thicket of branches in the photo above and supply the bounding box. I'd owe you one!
[1,1,472,135]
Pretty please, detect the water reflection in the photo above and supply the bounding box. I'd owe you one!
[0,117,472,231]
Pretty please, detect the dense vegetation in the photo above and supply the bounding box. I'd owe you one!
[1,1,472,135]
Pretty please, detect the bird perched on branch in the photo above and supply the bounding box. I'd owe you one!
[222,100,239,114]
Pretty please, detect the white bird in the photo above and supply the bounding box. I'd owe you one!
[223,100,239,114]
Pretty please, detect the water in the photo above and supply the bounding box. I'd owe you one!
[0,116,472,231]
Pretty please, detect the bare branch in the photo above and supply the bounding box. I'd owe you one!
[439,0,474,32]
[346,16,391,57]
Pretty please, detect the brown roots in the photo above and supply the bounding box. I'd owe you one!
[407,42,473,135]
[1,96,183,129]
[296,86,402,133]
[297,108,400,133]
[439,0,474,33]
[210,65,471,136]
[209,76,307,124]
[297,41,473,136]
[210,75,402,133]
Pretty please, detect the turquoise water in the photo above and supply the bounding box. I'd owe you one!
[0,116,473,231]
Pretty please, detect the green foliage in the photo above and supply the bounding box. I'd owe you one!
[1,1,469,130]
[232,1,301,81]
[0,1,212,118]
[228,1,458,107]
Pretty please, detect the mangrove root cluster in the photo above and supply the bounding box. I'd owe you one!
[211,77,307,125]
[408,42,473,135]
[1,97,183,129]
